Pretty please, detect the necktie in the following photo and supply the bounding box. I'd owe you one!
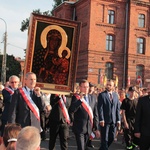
[109,93,113,102]
[84,96,89,104]
[30,90,33,99]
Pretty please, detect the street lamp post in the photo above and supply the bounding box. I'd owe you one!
[0,18,7,85]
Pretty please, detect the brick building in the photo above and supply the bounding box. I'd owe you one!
[53,0,150,89]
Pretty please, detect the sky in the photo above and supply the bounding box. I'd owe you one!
[0,0,54,59]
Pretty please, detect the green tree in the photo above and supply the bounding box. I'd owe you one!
[0,55,21,82]
[53,0,67,9]
[20,1,68,32]
[20,1,67,53]
[20,9,51,32]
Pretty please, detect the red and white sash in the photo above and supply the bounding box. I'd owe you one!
[19,87,40,121]
[89,132,95,140]
[5,87,14,95]
[74,94,93,127]
[58,95,70,124]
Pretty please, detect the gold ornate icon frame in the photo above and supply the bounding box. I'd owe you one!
[24,13,81,95]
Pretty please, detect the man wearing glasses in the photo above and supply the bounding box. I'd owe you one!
[69,79,100,150]
[1,75,20,135]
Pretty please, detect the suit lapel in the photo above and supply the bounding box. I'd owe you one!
[88,94,94,110]
[88,94,91,104]
[105,90,114,104]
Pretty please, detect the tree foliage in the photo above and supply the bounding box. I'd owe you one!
[20,9,51,32]
[53,0,67,9]
[20,1,68,63]
[20,1,68,32]
[0,55,21,82]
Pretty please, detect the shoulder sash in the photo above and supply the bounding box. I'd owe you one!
[19,87,40,121]
[58,95,70,124]
[74,94,93,127]
[4,87,14,95]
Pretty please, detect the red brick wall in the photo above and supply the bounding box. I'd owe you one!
[127,1,150,86]
[53,0,150,88]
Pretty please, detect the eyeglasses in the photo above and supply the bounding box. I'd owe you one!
[10,81,18,84]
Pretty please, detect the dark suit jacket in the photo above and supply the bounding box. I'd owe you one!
[69,94,99,135]
[8,87,44,128]
[49,94,70,124]
[97,90,120,124]
[134,95,150,136]
[2,86,13,121]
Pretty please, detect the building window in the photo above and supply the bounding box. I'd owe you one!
[106,35,115,51]
[136,65,144,82]
[107,10,115,24]
[138,14,145,28]
[98,68,101,84]
[137,38,145,54]
[105,62,113,79]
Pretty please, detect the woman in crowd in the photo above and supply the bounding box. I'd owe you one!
[0,123,22,150]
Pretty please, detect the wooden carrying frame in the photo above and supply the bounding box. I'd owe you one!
[24,13,81,95]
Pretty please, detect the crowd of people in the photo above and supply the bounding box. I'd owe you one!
[0,73,150,150]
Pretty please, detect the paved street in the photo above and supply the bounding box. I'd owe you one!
[41,130,126,150]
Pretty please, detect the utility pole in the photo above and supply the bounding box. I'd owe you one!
[0,18,7,85]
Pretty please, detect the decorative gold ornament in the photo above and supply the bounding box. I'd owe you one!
[40,25,71,59]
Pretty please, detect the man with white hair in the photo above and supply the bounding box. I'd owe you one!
[1,75,20,135]
[16,126,41,150]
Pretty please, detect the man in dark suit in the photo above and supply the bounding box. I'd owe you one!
[97,79,121,150]
[1,75,20,136]
[69,79,100,150]
[134,93,150,150]
[87,82,98,148]
[48,94,70,150]
[8,72,46,132]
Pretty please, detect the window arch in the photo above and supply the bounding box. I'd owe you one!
[107,10,115,24]
[106,34,115,51]
[105,62,113,79]
[138,14,145,28]
[136,65,144,81]
[137,37,145,54]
